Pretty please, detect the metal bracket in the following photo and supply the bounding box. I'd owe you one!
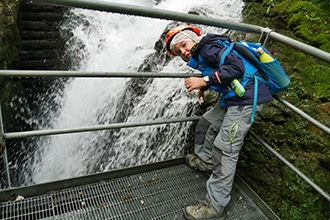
[258,27,274,46]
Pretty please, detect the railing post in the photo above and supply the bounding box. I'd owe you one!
[0,107,3,155]
[0,103,11,188]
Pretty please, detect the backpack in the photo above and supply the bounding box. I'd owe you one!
[218,40,291,122]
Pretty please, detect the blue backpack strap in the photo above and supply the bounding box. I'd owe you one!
[219,42,235,65]
[219,41,258,122]
[218,40,266,123]
[250,76,258,123]
[250,75,268,123]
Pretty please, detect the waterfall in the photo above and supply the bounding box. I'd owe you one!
[22,0,245,185]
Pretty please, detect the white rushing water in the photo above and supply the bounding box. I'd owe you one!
[26,0,244,184]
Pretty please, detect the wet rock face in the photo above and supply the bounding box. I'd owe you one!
[19,0,68,70]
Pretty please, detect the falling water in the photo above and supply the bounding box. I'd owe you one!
[22,0,245,185]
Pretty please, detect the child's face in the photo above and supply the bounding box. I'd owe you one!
[173,39,195,62]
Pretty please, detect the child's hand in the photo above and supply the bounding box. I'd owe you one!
[184,77,207,92]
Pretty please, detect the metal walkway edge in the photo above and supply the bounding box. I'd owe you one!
[0,158,279,220]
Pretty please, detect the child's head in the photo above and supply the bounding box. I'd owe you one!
[165,25,200,62]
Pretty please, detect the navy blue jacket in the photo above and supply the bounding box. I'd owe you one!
[188,34,273,107]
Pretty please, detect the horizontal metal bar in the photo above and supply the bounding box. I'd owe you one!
[269,31,330,63]
[34,0,330,63]
[0,70,202,78]
[275,96,330,135]
[35,0,262,33]
[249,130,330,202]
[3,116,201,139]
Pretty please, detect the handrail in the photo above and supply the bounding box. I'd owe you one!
[0,70,328,135]
[1,72,329,202]
[0,0,328,210]
[268,31,330,62]
[34,0,330,63]
[0,70,201,78]
[36,0,262,33]
[249,131,330,202]
[275,95,330,135]
[3,116,200,139]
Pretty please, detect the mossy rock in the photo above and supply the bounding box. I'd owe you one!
[273,0,330,51]
[241,0,330,219]
[0,0,21,69]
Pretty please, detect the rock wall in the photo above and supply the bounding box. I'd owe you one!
[19,0,67,70]
[0,0,20,69]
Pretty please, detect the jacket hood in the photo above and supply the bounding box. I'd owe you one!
[191,34,231,59]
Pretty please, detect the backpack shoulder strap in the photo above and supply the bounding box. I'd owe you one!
[217,40,269,123]
[233,43,268,80]
[217,41,268,80]
[218,41,235,65]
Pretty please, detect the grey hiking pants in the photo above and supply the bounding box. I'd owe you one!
[194,103,264,211]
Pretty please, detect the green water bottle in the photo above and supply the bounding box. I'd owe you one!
[231,79,245,97]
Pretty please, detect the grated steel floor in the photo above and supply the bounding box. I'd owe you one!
[0,160,278,220]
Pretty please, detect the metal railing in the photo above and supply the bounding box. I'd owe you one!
[0,0,329,205]
[33,0,330,63]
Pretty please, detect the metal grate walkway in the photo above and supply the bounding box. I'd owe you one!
[0,158,279,220]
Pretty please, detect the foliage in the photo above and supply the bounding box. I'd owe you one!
[265,0,277,15]
[0,0,20,69]
[0,0,22,133]
[0,0,329,219]
[241,0,330,219]
[303,64,330,100]
[276,168,326,220]
[272,0,330,51]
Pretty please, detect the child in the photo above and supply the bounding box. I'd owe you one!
[165,24,273,220]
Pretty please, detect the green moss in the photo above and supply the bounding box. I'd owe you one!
[277,167,329,220]
[304,64,330,99]
[240,0,330,219]
[0,0,23,132]
[264,39,330,104]
[0,0,21,69]
[273,0,330,51]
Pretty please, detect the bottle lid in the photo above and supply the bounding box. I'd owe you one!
[256,47,264,54]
